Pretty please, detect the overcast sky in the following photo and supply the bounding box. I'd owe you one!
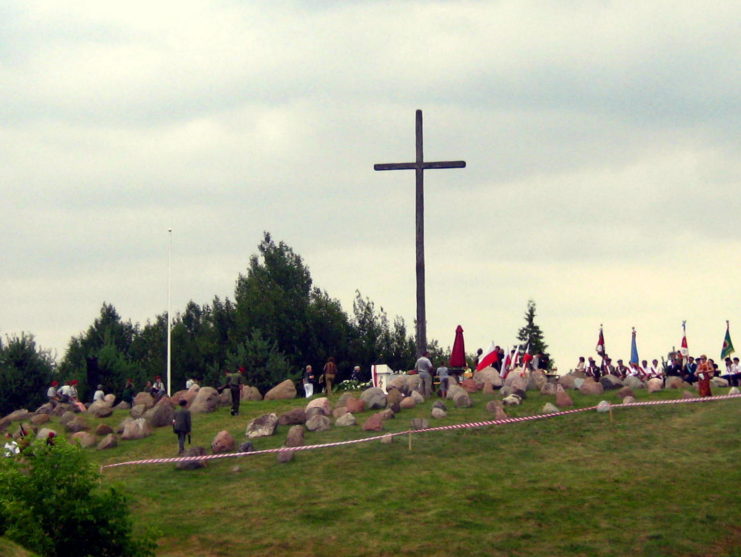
[2,1,739,371]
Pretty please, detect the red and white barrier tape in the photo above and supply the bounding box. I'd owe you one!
[100,393,740,471]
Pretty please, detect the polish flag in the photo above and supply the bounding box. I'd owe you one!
[476,342,499,371]
[596,327,605,355]
[680,322,689,358]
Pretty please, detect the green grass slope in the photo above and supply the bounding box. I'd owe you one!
[0,537,38,556]
[45,389,741,556]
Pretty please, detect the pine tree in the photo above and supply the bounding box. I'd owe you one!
[516,300,550,367]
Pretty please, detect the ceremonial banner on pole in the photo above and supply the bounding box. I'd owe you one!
[680,321,689,358]
[721,321,735,359]
[630,328,639,364]
[476,342,500,371]
[596,326,605,356]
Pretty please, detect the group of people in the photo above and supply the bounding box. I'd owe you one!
[46,380,86,412]
[572,354,740,386]
[474,347,551,375]
[3,425,56,458]
[302,357,339,398]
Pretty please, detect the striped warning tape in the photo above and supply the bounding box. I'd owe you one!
[100,393,741,471]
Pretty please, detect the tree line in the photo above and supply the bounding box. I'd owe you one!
[0,233,551,414]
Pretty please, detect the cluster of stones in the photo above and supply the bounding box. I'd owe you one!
[235,374,480,464]
[0,382,266,455]
[3,373,736,471]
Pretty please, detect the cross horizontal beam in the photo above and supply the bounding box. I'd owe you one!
[374,161,466,171]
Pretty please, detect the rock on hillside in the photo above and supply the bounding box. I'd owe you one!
[264,380,297,400]
[190,387,220,413]
[360,388,387,410]
[245,413,279,438]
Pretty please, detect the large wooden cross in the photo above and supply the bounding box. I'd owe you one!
[374,109,466,356]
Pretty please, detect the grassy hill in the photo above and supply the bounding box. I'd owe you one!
[18,388,741,556]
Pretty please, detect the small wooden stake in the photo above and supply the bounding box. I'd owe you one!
[408,431,412,451]
[609,406,614,424]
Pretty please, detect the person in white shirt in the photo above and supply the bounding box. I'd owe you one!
[721,357,740,387]
[58,381,74,403]
[151,376,165,400]
[46,381,60,403]
[627,362,642,378]
[648,359,663,378]
[93,385,105,402]
[3,434,20,457]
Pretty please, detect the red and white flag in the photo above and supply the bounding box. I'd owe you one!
[596,326,605,355]
[501,346,512,379]
[476,342,499,371]
[680,321,689,358]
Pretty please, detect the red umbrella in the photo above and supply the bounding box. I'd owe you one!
[449,325,466,368]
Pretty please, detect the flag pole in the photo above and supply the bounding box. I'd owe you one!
[167,227,172,397]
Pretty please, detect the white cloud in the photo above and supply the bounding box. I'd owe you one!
[0,0,738,370]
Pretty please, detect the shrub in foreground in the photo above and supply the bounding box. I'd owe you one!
[0,438,156,557]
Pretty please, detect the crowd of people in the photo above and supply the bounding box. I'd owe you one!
[570,354,740,388]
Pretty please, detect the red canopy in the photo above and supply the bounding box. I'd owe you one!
[449,325,466,368]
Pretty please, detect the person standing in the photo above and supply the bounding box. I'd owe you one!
[696,355,713,397]
[303,365,315,398]
[226,367,244,416]
[122,379,135,405]
[323,357,337,395]
[172,399,192,455]
[436,364,449,398]
[415,352,433,399]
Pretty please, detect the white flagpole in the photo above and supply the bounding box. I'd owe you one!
[167,228,172,397]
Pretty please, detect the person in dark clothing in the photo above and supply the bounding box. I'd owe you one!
[226,367,244,416]
[172,399,192,455]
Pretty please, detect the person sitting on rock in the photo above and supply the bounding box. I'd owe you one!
[93,384,105,403]
[647,360,663,381]
[151,376,165,400]
[58,380,73,403]
[585,358,600,380]
[574,357,586,373]
[615,359,629,379]
[46,380,60,405]
[627,362,643,378]
[721,357,738,387]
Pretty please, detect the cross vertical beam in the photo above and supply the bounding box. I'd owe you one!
[374,109,466,356]
[415,110,426,356]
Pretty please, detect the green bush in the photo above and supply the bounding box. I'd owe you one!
[0,438,156,557]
